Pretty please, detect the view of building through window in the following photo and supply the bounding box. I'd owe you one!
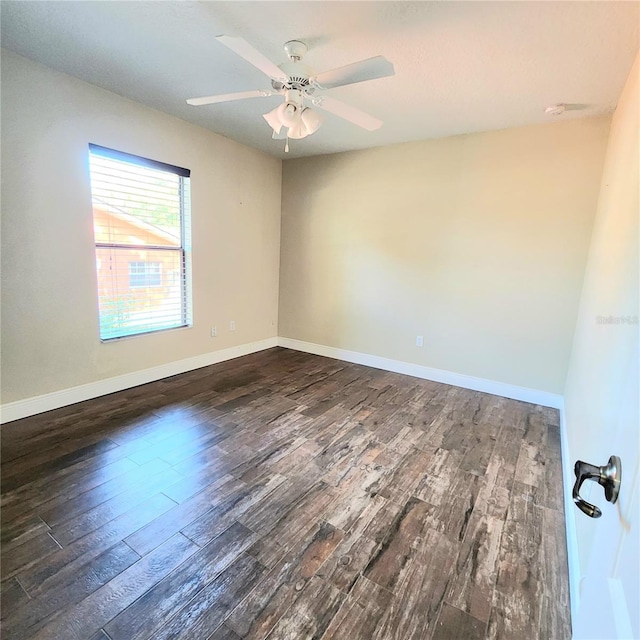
[88,145,191,340]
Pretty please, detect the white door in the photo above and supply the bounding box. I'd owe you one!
[572,342,639,639]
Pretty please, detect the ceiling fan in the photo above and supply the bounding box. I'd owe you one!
[186,36,395,152]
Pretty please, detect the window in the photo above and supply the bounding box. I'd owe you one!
[88,144,192,341]
[128,262,162,288]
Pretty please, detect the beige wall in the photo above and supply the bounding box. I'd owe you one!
[280,117,611,394]
[564,53,639,583]
[0,48,621,408]
[1,50,282,403]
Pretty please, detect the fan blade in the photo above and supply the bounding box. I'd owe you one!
[313,96,382,131]
[217,35,287,82]
[313,56,394,90]
[186,90,273,106]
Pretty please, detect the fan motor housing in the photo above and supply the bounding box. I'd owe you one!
[272,61,315,94]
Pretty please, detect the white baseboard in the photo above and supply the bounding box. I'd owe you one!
[559,401,580,631]
[278,337,563,409]
[0,337,278,424]
[0,335,563,423]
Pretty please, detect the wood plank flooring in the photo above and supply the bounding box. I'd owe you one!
[0,347,571,639]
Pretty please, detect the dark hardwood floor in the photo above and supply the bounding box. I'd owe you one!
[0,347,571,639]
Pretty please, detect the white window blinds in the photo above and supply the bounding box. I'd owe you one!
[88,144,192,341]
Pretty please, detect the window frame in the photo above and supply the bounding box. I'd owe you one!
[88,144,192,342]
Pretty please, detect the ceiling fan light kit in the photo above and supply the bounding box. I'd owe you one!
[262,89,324,146]
[186,35,394,152]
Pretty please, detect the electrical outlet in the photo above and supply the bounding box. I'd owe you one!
[416,335,424,347]
[211,326,217,337]
[230,320,236,331]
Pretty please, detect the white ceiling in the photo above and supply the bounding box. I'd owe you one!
[1,1,638,159]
